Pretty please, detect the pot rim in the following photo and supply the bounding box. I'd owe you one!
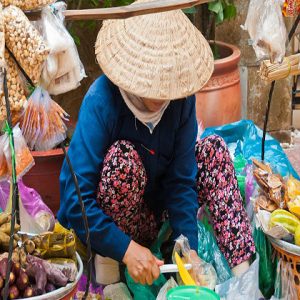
[209,40,241,66]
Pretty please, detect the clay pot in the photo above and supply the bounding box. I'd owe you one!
[196,41,242,128]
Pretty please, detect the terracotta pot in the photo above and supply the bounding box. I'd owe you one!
[22,148,65,216]
[196,41,242,128]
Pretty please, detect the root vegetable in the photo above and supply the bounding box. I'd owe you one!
[23,286,34,298]
[19,248,26,267]
[8,284,19,299]
[24,240,35,255]
[0,275,3,289]
[0,232,10,250]
[0,222,20,235]
[12,262,20,277]
[26,259,47,295]
[45,282,56,293]
[0,213,10,226]
[8,272,15,285]
[16,270,29,291]
[0,257,8,278]
[12,249,19,264]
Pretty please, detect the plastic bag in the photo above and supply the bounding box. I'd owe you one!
[38,4,86,95]
[156,277,177,300]
[197,221,232,284]
[270,259,297,300]
[19,179,55,233]
[173,235,217,290]
[0,134,8,180]
[20,87,69,151]
[282,0,300,17]
[242,0,287,63]
[254,227,277,299]
[0,180,9,211]
[3,6,49,85]
[0,0,56,11]
[201,120,299,180]
[0,3,4,69]
[215,255,263,300]
[103,283,133,300]
[3,124,34,179]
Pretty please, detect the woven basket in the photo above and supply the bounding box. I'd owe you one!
[271,241,300,299]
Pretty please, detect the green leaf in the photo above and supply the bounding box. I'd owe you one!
[183,7,197,14]
[223,3,237,20]
[215,9,224,24]
[208,0,223,14]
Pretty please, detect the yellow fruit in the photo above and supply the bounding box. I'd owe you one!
[269,209,300,234]
[295,225,300,246]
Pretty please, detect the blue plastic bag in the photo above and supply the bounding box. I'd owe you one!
[201,120,299,179]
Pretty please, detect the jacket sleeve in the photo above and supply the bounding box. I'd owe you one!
[161,96,199,251]
[58,81,131,262]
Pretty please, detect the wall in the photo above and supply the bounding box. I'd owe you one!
[215,0,293,142]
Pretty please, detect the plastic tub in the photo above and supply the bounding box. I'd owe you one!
[167,286,220,300]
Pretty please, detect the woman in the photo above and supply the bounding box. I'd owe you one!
[58,2,255,286]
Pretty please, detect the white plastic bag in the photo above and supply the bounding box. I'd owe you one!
[38,4,86,95]
[156,277,178,300]
[103,282,133,300]
[242,0,287,63]
[215,255,263,300]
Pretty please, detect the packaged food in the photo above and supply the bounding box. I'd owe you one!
[0,0,56,12]
[282,0,300,16]
[38,5,86,95]
[0,51,27,122]
[3,124,35,179]
[19,87,69,151]
[3,5,50,85]
[269,209,300,234]
[0,3,5,69]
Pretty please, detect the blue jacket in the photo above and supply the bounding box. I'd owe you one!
[58,75,199,262]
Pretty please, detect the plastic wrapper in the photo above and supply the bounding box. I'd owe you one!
[270,259,297,300]
[103,283,133,300]
[173,235,217,290]
[242,0,287,63]
[38,4,86,95]
[0,51,27,122]
[282,0,300,17]
[0,3,4,69]
[156,277,177,300]
[201,120,299,180]
[20,87,69,151]
[197,221,232,284]
[0,0,56,11]
[254,227,277,299]
[3,124,34,179]
[215,255,263,300]
[3,5,50,85]
[0,134,8,180]
[19,179,55,234]
[0,180,9,211]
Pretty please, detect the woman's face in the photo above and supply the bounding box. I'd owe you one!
[142,98,166,112]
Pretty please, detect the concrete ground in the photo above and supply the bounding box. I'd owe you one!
[284,131,300,176]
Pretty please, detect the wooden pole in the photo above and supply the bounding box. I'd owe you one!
[64,0,211,20]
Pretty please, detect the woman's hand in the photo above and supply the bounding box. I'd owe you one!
[123,240,164,285]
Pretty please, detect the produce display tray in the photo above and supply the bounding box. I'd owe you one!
[268,236,300,256]
[24,252,83,300]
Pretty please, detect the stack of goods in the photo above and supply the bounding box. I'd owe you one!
[0,212,79,299]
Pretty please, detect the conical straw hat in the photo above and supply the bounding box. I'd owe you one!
[95,0,214,100]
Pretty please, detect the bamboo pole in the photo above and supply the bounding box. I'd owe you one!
[64,0,211,20]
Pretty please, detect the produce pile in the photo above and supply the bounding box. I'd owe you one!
[253,159,300,247]
[0,212,78,299]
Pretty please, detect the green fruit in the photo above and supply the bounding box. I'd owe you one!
[295,224,300,246]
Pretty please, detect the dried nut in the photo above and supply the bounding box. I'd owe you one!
[24,239,35,254]
[1,0,56,11]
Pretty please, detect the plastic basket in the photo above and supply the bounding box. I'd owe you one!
[269,237,300,299]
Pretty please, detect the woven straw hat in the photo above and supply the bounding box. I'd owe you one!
[95,0,214,100]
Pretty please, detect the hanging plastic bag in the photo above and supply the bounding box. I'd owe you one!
[254,227,277,299]
[0,134,8,180]
[270,258,297,300]
[20,87,69,151]
[173,235,217,290]
[38,4,86,95]
[242,0,287,63]
[197,221,232,284]
[3,124,34,179]
[215,255,263,300]
[0,180,9,211]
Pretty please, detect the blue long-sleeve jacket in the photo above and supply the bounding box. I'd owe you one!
[58,75,199,262]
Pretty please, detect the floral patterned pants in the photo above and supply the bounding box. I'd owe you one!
[97,136,255,268]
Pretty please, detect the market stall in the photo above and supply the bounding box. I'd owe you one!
[0,0,300,299]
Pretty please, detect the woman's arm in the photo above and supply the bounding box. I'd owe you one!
[58,78,131,262]
[162,96,199,251]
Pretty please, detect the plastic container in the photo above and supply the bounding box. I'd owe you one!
[167,286,220,300]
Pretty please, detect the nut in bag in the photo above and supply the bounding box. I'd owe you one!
[173,235,217,290]
[242,0,287,63]
[20,87,69,151]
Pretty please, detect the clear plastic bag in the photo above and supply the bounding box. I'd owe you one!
[103,283,133,300]
[38,4,86,95]
[0,134,8,181]
[19,179,55,233]
[156,277,177,300]
[0,0,56,12]
[3,124,34,179]
[270,259,297,300]
[173,235,217,290]
[242,0,287,63]
[20,87,69,151]
[215,255,263,300]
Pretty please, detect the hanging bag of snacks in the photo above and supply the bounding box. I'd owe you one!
[282,0,300,17]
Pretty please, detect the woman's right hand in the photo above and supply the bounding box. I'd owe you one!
[123,240,164,285]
